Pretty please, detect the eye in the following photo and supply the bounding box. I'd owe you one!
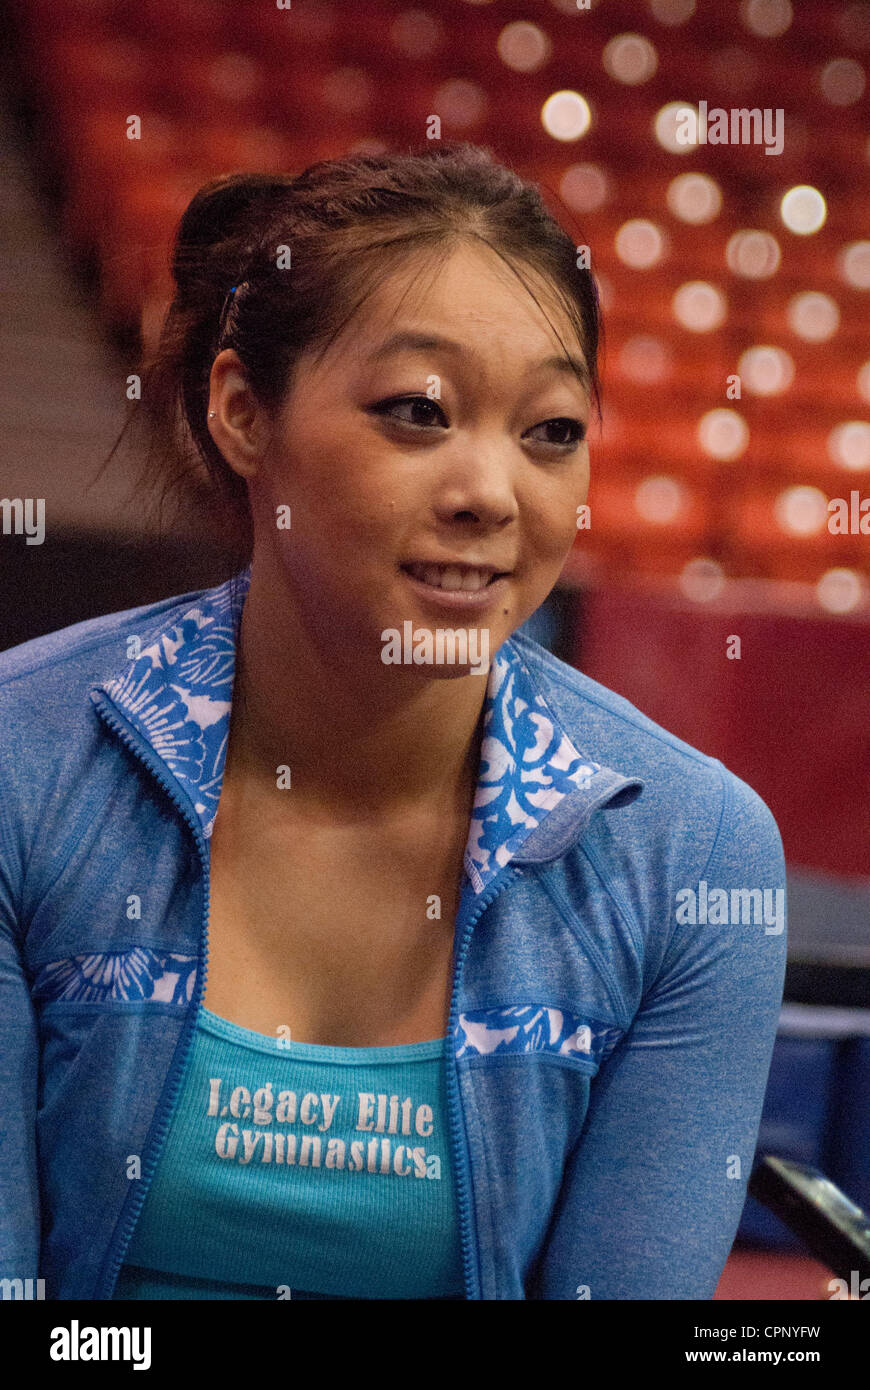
[369,395,448,429]
[524,417,587,450]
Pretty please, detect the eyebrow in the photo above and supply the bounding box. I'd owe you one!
[368,330,591,394]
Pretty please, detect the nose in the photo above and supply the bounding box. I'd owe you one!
[431,437,520,529]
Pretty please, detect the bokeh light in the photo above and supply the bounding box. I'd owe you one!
[816,568,867,613]
[819,57,866,104]
[787,292,840,342]
[738,345,795,395]
[602,33,659,84]
[780,186,827,235]
[542,90,592,140]
[679,558,727,602]
[615,219,668,269]
[740,0,793,38]
[838,241,870,289]
[434,78,487,127]
[497,22,551,73]
[654,101,700,152]
[828,421,870,471]
[698,409,750,459]
[667,172,722,224]
[390,11,444,59]
[618,335,673,383]
[649,0,696,24]
[774,486,828,536]
[560,163,609,212]
[673,281,728,331]
[635,476,688,524]
[726,230,781,279]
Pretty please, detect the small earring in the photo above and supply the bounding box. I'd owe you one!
[208,411,216,418]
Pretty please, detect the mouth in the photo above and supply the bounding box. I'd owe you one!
[400,561,510,593]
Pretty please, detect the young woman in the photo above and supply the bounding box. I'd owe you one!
[0,143,787,1300]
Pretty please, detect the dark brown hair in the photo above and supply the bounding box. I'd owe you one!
[106,141,602,561]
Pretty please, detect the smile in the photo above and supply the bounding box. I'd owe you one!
[401,563,506,592]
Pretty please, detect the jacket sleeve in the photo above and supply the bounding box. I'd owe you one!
[0,783,41,1290]
[530,770,788,1299]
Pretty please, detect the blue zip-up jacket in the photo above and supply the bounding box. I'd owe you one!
[0,566,787,1299]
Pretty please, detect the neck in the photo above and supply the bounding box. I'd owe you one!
[226,560,493,819]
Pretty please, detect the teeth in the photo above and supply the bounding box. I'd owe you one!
[407,563,494,592]
[441,566,465,590]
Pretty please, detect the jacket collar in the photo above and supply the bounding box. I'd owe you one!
[91,566,643,894]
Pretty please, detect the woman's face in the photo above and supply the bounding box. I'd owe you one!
[225,239,592,676]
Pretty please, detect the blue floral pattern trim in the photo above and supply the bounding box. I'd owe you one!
[466,653,600,893]
[97,570,249,839]
[93,565,613,895]
[33,949,198,1006]
[455,1005,623,1066]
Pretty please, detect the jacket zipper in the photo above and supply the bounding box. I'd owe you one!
[447,862,524,1302]
[90,694,212,1301]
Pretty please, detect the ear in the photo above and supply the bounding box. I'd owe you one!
[207,350,271,479]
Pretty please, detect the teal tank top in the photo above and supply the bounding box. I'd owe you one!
[112,1007,465,1299]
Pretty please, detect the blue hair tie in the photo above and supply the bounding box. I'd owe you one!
[216,284,240,343]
